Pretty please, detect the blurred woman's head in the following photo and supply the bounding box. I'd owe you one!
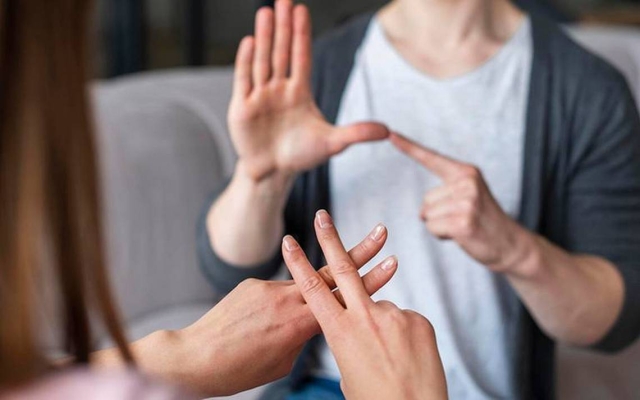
[0,0,131,388]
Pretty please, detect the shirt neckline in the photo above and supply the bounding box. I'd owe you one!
[366,15,531,86]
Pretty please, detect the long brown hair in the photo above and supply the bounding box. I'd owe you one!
[0,0,133,387]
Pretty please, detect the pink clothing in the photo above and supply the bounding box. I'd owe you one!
[1,369,196,400]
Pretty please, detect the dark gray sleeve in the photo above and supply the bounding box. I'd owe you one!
[196,179,285,293]
[563,73,640,352]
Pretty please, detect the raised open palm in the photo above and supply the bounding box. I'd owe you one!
[228,0,389,181]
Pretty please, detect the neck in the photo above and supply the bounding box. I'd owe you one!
[379,0,523,48]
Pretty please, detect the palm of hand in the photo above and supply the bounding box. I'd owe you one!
[227,3,388,182]
[229,80,335,180]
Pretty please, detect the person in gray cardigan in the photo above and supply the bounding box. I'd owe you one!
[198,0,640,398]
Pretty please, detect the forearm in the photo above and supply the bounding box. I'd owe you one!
[92,330,196,392]
[502,224,625,346]
[208,162,295,267]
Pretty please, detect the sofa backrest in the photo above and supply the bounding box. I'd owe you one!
[93,68,236,323]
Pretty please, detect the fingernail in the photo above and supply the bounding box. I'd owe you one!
[316,210,333,229]
[371,224,386,241]
[283,235,299,251]
[381,256,397,271]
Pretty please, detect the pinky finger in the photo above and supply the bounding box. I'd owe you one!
[233,36,255,100]
[334,256,398,306]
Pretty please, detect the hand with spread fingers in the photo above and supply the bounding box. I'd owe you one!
[228,0,389,182]
[282,210,448,400]
[390,132,525,274]
[99,221,397,397]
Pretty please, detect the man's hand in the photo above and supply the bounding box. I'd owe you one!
[283,210,448,400]
[391,133,626,348]
[390,133,526,274]
[229,0,389,182]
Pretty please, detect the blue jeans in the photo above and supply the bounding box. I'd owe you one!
[286,378,345,400]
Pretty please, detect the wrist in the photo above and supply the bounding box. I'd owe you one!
[235,159,296,188]
[91,330,191,388]
[492,222,542,279]
[234,160,296,202]
[132,330,186,378]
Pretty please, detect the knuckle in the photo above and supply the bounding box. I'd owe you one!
[239,278,260,289]
[319,231,337,243]
[469,166,482,178]
[317,267,334,285]
[404,311,436,336]
[332,260,356,276]
[467,180,480,197]
[460,199,475,213]
[301,275,324,295]
[357,239,375,257]
[284,249,304,264]
[458,217,477,237]
[462,165,481,180]
[420,320,437,340]
[389,309,410,327]
[376,300,396,309]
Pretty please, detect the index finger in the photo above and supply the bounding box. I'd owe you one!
[282,236,343,327]
[389,132,464,180]
[314,210,372,308]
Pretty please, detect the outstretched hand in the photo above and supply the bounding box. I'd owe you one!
[229,0,389,182]
[283,210,448,400]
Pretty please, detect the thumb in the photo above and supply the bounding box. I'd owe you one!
[328,122,390,154]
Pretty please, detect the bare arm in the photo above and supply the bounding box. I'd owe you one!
[94,222,397,397]
[494,220,623,346]
[208,164,293,266]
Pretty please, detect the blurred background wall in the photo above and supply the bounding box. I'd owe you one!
[94,0,640,78]
[96,0,386,77]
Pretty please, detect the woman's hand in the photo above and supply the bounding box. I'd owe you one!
[229,0,389,182]
[96,222,397,398]
[390,133,527,274]
[282,210,448,400]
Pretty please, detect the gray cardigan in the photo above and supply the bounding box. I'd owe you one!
[198,13,640,400]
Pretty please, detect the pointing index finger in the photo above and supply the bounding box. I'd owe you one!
[314,210,372,309]
[389,132,464,180]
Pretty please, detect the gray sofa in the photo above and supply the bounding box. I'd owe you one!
[93,25,640,400]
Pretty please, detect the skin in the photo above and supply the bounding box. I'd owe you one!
[208,0,624,362]
[93,223,398,397]
[377,0,526,79]
[282,210,448,400]
[389,133,624,346]
[208,0,389,267]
